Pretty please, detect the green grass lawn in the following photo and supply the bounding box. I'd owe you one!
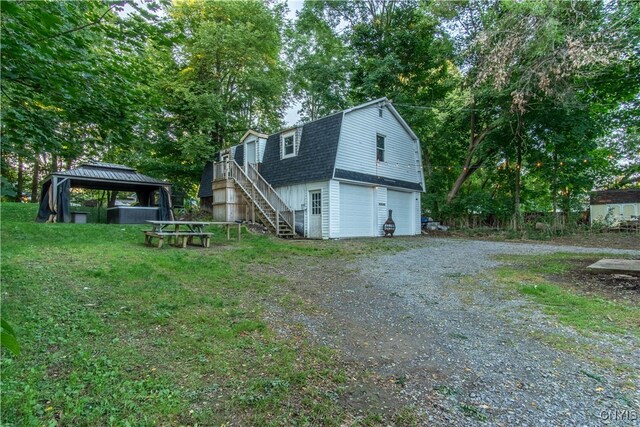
[495,253,640,338]
[0,203,390,426]
[6,203,636,425]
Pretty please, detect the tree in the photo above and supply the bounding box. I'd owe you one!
[430,0,640,227]
[140,0,288,189]
[288,2,350,121]
[1,0,166,196]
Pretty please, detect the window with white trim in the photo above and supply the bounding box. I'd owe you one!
[281,131,297,159]
[311,191,322,215]
[376,134,385,162]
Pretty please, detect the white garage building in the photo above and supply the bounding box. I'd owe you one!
[199,98,425,238]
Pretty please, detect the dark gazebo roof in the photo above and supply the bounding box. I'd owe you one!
[47,161,170,191]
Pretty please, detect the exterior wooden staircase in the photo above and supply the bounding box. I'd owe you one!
[222,161,297,237]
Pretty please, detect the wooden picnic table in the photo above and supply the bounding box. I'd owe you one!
[143,220,242,248]
[144,220,212,248]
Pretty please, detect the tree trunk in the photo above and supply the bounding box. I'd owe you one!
[31,155,40,202]
[511,115,523,231]
[17,157,24,201]
[51,153,59,173]
[448,166,475,203]
[108,191,118,207]
[512,141,522,230]
[446,100,498,203]
[422,146,433,178]
[551,151,559,232]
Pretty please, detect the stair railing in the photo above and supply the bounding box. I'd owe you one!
[246,163,295,231]
[227,161,295,234]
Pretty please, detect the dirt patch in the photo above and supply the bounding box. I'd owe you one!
[262,257,471,424]
[552,259,640,306]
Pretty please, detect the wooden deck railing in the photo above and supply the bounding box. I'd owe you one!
[212,162,227,181]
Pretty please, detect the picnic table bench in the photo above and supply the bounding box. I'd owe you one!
[143,220,242,248]
[144,220,212,248]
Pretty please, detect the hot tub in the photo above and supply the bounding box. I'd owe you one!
[107,206,159,224]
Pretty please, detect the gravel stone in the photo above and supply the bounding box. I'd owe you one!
[267,238,640,426]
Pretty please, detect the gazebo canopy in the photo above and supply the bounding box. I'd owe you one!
[36,162,173,223]
[48,161,170,191]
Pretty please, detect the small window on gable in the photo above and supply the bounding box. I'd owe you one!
[376,134,385,162]
[281,131,297,159]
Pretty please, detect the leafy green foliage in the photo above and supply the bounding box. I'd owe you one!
[421,0,640,223]
[1,318,20,356]
[287,2,351,121]
[1,1,163,160]
[135,0,288,192]
[1,0,638,223]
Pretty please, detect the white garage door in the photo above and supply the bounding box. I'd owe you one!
[340,184,374,237]
[387,190,414,236]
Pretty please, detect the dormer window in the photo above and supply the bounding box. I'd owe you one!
[281,130,298,159]
[284,135,294,155]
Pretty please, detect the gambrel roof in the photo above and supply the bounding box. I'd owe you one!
[260,112,343,187]
[199,97,423,196]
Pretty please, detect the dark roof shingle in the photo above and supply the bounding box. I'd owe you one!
[260,113,343,187]
[591,189,640,204]
[334,169,423,191]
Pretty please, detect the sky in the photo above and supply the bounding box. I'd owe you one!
[284,0,305,126]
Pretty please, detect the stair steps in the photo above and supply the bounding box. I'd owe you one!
[227,161,297,237]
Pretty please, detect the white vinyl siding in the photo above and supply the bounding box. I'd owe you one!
[387,190,414,236]
[339,183,374,237]
[328,180,340,238]
[257,137,266,163]
[275,181,330,238]
[375,186,387,236]
[414,191,421,234]
[590,203,639,224]
[336,105,422,185]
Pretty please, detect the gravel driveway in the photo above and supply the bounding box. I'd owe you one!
[269,238,640,426]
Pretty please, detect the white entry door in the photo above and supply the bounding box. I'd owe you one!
[245,141,256,169]
[308,190,322,238]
